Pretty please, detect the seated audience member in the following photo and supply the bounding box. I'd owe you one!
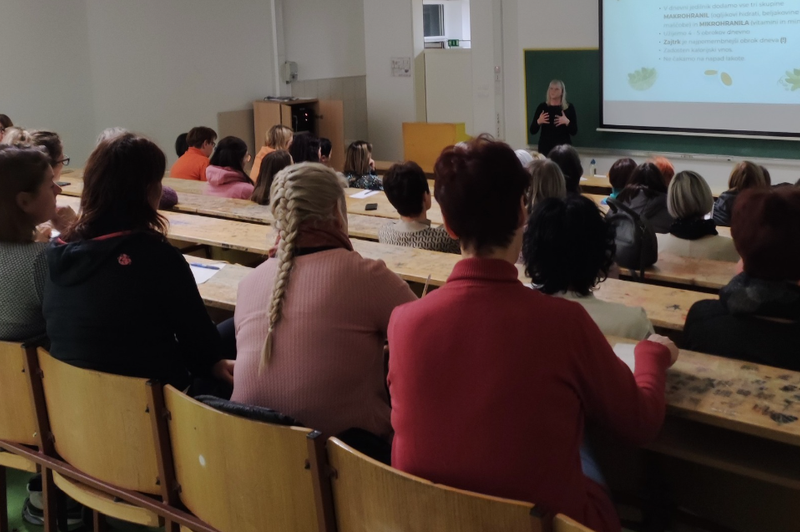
[657,171,739,262]
[170,126,217,181]
[288,132,321,164]
[0,114,13,142]
[608,158,636,200]
[175,133,189,157]
[515,149,535,170]
[379,161,459,254]
[387,136,677,532]
[344,140,382,190]
[524,195,654,340]
[547,144,583,194]
[251,125,293,180]
[0,145,73,341]
[232,163,416,440]
[204,136,255,200]
[527,159,566,213]
[96,127,178,209]
[320,137,333,166]
[1,127,33,145]
[43,134,232,389]
[650,156,675,185]
[251,150,292,205]
[685,186,800,371]
[96,127,127,146]
[713,161,769,226]
[616,162,674,233]
[28,131,70,182]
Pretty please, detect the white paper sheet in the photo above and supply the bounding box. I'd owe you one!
[349,190,380,199]
[613,343,637,373]
[190,262,226,284]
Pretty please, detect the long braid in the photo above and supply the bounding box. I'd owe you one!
[260,177,298,370]
[257,162,348,372]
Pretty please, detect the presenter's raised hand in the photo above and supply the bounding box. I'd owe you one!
[537,111,550,125]
[555,114,570,127]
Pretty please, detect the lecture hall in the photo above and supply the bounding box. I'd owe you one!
[2,1,800,532]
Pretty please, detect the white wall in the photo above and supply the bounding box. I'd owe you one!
[2,1,278,167]
[363,0,419,160]
[283,0,366,81]
[84,0,278,166]
[0,0,97,169]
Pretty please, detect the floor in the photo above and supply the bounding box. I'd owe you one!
[5,468,160,532]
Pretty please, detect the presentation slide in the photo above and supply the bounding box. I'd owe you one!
[602,0,800,135]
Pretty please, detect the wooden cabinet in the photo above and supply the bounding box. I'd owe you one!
[253,99,345,172]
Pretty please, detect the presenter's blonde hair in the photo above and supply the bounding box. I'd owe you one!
[546,79,570,110]
[260,162,348,370]
[667,170,713,220]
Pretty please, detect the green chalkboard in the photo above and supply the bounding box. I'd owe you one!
[524,49,800,160]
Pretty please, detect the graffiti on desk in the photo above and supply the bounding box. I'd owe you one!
[666,361,800,428]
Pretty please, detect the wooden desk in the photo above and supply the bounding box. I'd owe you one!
[345,189,444,225]
[58,174,445,230]
[620,254,736,291]
[608,336,800,447]
[186,256,247,312]
[59,194,709,332]
[581,175,612,195]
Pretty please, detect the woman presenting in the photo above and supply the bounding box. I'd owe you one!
[529,80,578,157]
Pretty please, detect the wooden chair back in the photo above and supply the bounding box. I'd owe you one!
[553,514,595,532]
[36,349,161,495]
[326,437,545,532]
[0,342,38,446]
[163,386,334,532]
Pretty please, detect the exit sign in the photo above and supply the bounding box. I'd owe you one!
[447,39,460,48]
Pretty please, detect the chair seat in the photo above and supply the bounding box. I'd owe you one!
[0,449,37,473]
[52,471,161,527]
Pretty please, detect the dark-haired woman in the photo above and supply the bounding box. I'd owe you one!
[607,158,636,200]
[685,186,800,370]
[251,150,292,205]
[205,136,254,199]
[547,144,583,194]
[388,135,677,532]
[617,162,674,233]
[0,145,70,341]
[43,134,233,390]
[523,195,654,340]
[712,161,769,227]
[288,132,321,164]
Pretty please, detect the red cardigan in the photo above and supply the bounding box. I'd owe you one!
[387,258,671,532]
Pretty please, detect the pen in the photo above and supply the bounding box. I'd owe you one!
[190,263,220,271]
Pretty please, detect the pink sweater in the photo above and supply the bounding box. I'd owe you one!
[204,165,254,199]
[232,248,417,439]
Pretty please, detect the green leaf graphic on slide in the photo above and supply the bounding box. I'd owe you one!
[628,68,658,91]
[782,69,800,91]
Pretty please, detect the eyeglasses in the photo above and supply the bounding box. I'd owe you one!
[56,157,70,167]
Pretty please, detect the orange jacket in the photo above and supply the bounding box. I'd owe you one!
[170,147,209,181]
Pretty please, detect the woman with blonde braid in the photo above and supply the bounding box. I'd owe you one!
[231,162,416,445]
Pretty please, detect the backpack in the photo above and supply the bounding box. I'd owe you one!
[606,197,658,278]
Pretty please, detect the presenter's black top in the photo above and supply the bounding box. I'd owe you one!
[529,103,578,157]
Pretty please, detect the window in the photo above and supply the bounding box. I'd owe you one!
[423,4,445,38]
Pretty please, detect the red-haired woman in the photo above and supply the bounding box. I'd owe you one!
[387,135,678,532]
